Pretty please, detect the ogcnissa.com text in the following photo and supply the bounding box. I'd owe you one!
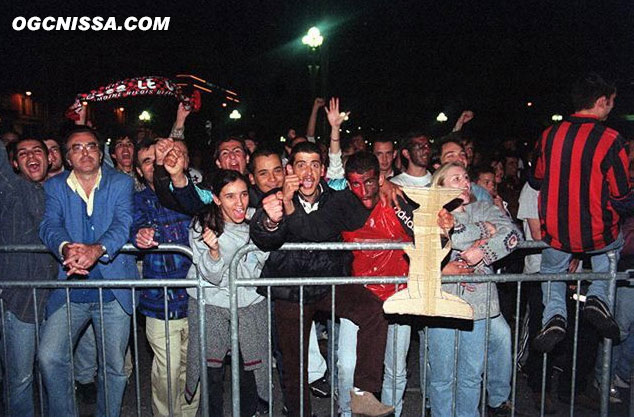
[12,16,170,31]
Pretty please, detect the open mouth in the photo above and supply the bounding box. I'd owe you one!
[301,177,315,190]
[233,207,245,218]
[228,162,241,171]
[26,160,41,173]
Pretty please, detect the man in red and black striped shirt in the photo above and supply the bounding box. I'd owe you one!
[530,73,632,353]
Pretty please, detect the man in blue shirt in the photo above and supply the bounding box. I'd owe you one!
[38,127,138,417]
[131,138,199,416]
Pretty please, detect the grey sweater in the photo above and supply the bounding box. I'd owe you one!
[187,217,268,308]
[446,201,522,320]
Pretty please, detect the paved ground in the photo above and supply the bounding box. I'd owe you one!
[66,321,630,417]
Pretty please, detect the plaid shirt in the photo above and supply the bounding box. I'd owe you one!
[132,187,192,320]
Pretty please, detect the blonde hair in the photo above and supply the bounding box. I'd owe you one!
[431,162,466,188]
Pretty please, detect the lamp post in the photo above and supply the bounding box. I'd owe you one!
[303,26,324,101]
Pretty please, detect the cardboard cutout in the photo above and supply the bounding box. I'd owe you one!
[383,186,474,319]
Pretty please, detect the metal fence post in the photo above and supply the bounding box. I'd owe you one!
[229,244,243,417]
[599,250,618,417]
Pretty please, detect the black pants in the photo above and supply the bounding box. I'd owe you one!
[207,354,259,416]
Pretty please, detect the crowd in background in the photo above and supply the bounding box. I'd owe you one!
[0,72,632,417]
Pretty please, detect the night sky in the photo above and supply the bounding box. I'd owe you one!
[2,0,634,146]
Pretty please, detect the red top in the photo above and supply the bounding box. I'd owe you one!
[533,113,630,252]
[342,200,412,300]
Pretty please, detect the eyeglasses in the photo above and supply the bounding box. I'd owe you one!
[70,142,99,153]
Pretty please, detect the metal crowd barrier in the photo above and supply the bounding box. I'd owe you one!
[229,241,633,417]
[0,243,631,417]
[0,244,211,417]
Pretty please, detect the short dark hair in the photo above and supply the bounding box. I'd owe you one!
[247,148,281,173]
[134,137,157,167]
[399,132,429,169]
[571,73,616,111]
[212,136,247,163]
[437,134,463,156]
[289,141,322,165]
[63,126,103,155]
[473,165,495,180]
[345,151,380,177]
[372,138,394,150]
[11,137,49,164]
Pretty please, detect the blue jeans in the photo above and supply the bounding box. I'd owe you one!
[428,320,487,417]
[38,300,130,417]
[381,323,411,417]
[2,311,37,416]
[336,319,358,417]
[486,315,512,408]
[308,321,327,384]
[541,236,622,324]
[74,323,97,384]
[419,315,511,409]
[594,284,634,383]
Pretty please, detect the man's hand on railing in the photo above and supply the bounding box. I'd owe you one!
[136,228,159,249]
[62,243,103,276]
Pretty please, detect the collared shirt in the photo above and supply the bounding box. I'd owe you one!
[298,184,323,214]
[66,168,102,216]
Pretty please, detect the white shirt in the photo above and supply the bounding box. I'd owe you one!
[517,183,541,274]
[389,171,432,188]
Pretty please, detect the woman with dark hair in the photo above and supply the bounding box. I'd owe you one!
[184,169,269,416]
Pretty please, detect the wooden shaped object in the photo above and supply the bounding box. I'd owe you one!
[383,186,474,319]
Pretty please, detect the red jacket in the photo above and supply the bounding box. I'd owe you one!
[342,201,412,300]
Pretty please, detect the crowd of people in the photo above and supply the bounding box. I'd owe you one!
[0,72,632,417]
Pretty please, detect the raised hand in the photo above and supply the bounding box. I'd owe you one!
[262,192,285,224]
[164,147,187,187]
[458,110,474,125]
[324,97,350,129]
[313,97,326,109]
[155,138,175,166]
[202,227,220,260]
[176,102,191,124]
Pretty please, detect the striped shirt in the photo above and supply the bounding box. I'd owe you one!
[532,113,631,252]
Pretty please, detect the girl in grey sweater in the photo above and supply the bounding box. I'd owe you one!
[184,170,269,416]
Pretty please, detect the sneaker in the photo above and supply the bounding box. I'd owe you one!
[488,400,513,417]
[75,381,97,404]
[349,390,394,417]
[309,377,332,398]
[533,314,567,353]
[583,296,621,341]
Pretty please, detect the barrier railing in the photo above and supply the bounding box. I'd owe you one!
[0,242,631,416]
[229,241,632,417]
[0,244,210,417]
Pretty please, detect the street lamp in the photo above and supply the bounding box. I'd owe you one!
[25,91,32,96]
[551,114,563,122]
[302,27,323,49]
[436,112,448,123]
[229,109,242,120]
[139,110,151,121]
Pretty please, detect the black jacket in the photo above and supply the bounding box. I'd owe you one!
[153,165,266,216]
[250,181,371,303]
